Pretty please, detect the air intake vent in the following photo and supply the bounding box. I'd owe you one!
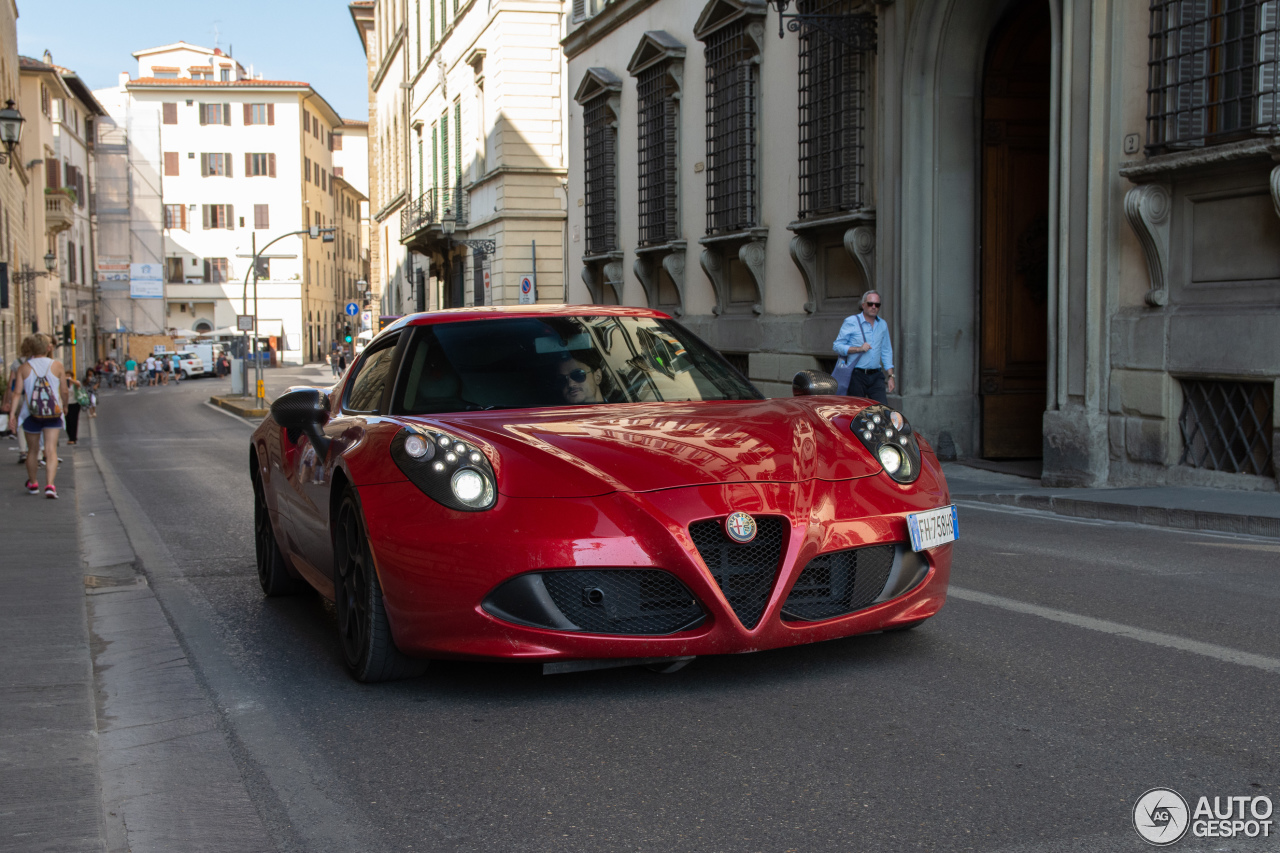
[540,570,704,635]
[688,516,786,630]
[782,544,895,622]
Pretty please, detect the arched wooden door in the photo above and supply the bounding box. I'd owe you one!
[980,0,1051,459]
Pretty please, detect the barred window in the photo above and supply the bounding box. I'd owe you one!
[584,93,620,255]
[1147,0,1280,151]
[703,20,759,235]
[636,62,680,247]
[797,0,874,218]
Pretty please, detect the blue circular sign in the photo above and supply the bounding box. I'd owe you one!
[345,303,359,316]
[521,278,532,294]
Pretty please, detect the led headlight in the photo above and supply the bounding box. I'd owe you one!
[390,427,498,511]
[850,405,922,484]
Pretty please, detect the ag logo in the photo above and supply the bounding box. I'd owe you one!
[1133,788,1190,846]
[723,511,757,544]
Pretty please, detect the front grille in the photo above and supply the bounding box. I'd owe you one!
[782,545,895,622]
[689,517,786,630]
[540,570,704,635]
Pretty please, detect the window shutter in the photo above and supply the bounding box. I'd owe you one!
[245,152,251,176]
[226,152,233,177]
[198,103,207,126]
[226,204,234,229]
[571,0,585,23]
[181,205,188,230]
[203,204,211,229]
[45,158,60,189]
[162,102,178,124]
[268,153,276,177]
[223,103,231,126]
[333,133,343,151]
[200,153,208,176]
[267,103,274,125]
[243,103,252,125]
[203,259,210,280]
[164,151,179,176]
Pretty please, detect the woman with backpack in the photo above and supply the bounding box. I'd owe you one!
[11,334,68,498]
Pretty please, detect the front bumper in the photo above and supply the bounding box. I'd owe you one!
[360,460,952,661]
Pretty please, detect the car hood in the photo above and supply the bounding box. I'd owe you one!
[430,398,884,498]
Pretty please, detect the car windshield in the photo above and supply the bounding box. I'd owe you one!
[396,315,762,414]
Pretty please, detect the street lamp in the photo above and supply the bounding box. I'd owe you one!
[436,206,496,309]
[43,250,56,272]
[0,100,25,168]
[763,0,879,47]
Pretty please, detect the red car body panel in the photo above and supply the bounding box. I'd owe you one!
[252,306,955,664]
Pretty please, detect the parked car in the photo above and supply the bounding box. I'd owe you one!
[186,343,228,377]
[154,349,204,379]
[250,307,956,682]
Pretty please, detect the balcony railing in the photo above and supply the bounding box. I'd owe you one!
[44,189,75,234]
[400,183,469,243]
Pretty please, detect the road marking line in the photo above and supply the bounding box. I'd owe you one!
[1188,540,1280,554]
[954,499,1280,544]
[201,400,257,427]
[949,586,1280,675]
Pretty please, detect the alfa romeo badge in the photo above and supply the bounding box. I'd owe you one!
[724,511,758,544]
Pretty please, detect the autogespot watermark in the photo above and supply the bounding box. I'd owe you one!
[1133,787,1273,846]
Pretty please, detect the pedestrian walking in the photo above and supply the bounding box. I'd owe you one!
[64,374,86,445]
[832,290,896,405]
[12,334,68,498]
[124,356,138,390]
[329,351,340,378]
[84,368,99,417]
[4,350,28,463]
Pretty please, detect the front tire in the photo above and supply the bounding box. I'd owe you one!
[254,476,298,597]
[334,490,426,682]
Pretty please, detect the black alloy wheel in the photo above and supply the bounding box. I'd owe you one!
[254,473,298,597]
[334,490,427,682]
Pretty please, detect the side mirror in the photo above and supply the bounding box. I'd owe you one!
[792,370,839,397]
[271,388,331,454]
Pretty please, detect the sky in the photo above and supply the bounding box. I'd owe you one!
[15,0,370,120]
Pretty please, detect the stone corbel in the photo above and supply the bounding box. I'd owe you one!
[603,258,624,303]
[581,264,603,304]
[633,254,660,308]
[845,225,876,291]
[1270,164,1280,220]
[661,250,686,316]
[699,248,727,315]
[1122,183,1171,308]
[788,234,819,313]
[738,238,766,315]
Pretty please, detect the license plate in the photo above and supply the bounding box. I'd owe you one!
[907,505,958,552]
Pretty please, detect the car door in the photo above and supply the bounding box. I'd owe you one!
[292,333,404,579]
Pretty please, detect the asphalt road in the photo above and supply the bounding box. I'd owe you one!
[89,369,1280,853]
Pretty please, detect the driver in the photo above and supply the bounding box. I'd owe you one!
[553,352,605,405]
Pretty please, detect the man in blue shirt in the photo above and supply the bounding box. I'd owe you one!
[832,290,895,404]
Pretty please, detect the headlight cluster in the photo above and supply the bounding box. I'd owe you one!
[851,405,922,484]
[390,427,498,511]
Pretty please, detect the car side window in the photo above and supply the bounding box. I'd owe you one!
[344,338,399,413]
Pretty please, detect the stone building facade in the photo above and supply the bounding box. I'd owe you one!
[564,0,1280,490]
[352,0,568,316]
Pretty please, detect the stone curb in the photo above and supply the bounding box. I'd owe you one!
[208,395,269,419]
[963,493,1280,538]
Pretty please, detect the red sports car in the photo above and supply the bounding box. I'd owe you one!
[252,306,956,682]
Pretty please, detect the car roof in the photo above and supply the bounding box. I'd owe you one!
[372,304,674,347]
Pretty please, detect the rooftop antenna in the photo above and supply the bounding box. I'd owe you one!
[211,21,222,51]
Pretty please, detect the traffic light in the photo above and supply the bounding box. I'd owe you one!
[343,323,352,344]
[61,321,72,347]
[67,321,76,346]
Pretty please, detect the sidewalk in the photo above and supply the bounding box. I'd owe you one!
[944,461,1280,538]
[0,441,104,852]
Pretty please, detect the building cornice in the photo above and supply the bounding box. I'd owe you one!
[374,190,407,223]
[371,26,406,93]
[562,0,663,60]
[1120,137,1280,181]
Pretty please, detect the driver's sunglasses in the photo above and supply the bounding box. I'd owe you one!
[865,301,881,307]
[556,368,588,384]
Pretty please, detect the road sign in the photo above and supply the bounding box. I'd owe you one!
[345,302,359,316]
[256,380,265,400]
[519,276,535,305]
[237,314,254,332]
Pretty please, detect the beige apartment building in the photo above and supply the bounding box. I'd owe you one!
[351,0,568,315]
[18,51,104,375]
[0,0,30,370]
[565,0,1280,491]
